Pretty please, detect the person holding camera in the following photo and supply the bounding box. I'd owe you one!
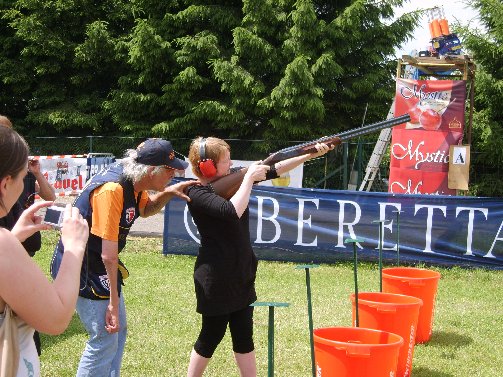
[185,137,332,376]
[0,115,57,356]
[0,115,56,253]
[0,125,89,376]
[0,115,56,254]
[50,138,198,377]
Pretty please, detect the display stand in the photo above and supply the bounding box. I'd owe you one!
[396,54,476,144]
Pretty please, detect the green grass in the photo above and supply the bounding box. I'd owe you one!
[34,232,503,376]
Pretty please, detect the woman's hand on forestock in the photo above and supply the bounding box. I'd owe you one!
[310,142,334,159]
[245,161,270,183]
[10,200,53,242]
[61,204,89,258]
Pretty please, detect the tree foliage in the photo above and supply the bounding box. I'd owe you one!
[111,0,419,149]
[1,0,418,143]
[0,0,416,140]
[455,0,503,196]
[0,0,133,134]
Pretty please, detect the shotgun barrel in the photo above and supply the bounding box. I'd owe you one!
[262,114,410,165]
[210,114,410,198]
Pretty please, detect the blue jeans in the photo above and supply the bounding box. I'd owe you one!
[75,294,127,377]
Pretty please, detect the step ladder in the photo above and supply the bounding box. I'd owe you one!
[358,100,395,191]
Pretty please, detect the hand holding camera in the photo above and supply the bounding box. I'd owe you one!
[11,203,89,253]
[59,204,89,258]
[28,158,42,174]
[10,201,54,242]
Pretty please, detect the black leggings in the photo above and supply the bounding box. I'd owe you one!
[194,306,254,358]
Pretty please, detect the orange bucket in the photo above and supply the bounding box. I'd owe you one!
[350,292,422,377]
[313,327,403,377]
[382,267,441,343]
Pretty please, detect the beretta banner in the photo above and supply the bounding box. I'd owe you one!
[163,181,503,270]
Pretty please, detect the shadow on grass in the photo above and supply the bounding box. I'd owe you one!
[40,313,86,349]
[427,330,473,347]
[412,366,455,377]
[411,331,473,377]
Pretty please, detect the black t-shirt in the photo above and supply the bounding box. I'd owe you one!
[0,172,41,256]
[187,184,258,316]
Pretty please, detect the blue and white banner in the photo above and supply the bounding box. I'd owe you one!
[163,181,503,269]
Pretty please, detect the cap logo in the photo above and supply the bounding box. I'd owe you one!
[169,151,175,160]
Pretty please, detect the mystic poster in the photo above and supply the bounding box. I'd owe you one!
[390,79,466,195]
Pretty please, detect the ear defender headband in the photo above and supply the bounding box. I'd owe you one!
[198,138,217,178]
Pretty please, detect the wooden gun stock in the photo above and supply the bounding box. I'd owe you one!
[209,114,410,199]
[209,167,248,200]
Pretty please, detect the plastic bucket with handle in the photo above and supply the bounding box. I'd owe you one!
[382,267,441,343]
[313,327,403,377]
[350,292,422,377]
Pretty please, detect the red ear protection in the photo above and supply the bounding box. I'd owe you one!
[198,138,217,178]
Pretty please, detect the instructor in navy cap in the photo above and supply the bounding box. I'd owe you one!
[51,138,198,377]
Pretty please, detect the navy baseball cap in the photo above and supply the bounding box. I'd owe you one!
[135,138,188,170]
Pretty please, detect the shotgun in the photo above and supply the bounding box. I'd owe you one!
[209,114,410,199]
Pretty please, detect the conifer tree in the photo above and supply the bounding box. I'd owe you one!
[105,1,244,137]
[1,0,419,141]
[110,0,418,142]
[0,0,132,133]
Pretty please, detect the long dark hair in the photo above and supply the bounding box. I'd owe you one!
[0,126,29,210]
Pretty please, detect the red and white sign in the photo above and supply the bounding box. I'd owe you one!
[389,169,454,195]
[390,130,463,172]
[394,79,466,132]
[390,79,466,195]
[36,157,87,195]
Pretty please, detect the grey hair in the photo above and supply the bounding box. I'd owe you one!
[121,149,164,183]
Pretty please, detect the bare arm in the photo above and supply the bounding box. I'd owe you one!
[11,201,53,242]
[230,162,269,218]
[141,180,198,217]
[0,205,88,335]
[29,159,56,201]
[101,239,120,334]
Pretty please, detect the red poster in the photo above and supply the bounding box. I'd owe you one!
[390,129,463,172]
[388,168,455,195]
[394,79,466,132]
[390,79,466,195]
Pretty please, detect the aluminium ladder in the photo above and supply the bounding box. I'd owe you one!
[358,100,395,191]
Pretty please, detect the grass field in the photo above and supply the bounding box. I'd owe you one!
[34,232,502,377]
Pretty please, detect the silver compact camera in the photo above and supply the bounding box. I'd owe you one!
[43,206,65,228]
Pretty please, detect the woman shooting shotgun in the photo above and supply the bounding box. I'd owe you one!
[184,136,333,377]
[209,113,410,199]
